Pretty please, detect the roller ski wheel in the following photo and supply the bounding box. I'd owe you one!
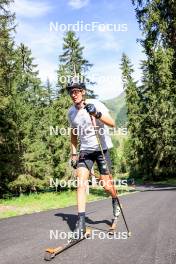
[108,217,118,235]
[44,251,55,261]
[44,228,91,261]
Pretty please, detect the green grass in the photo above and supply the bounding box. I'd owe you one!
[134,178,176,186]
[148,178,176,186]
[0,186,135,219]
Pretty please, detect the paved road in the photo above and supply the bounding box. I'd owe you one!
[0,186,176,264]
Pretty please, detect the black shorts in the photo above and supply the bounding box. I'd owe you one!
[77,149,112,175]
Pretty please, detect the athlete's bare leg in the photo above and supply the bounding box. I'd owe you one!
[99,174,117,198]
[76,167,89,212]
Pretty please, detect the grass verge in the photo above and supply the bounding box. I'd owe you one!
[0,186,135,219]
[134,178,176,186]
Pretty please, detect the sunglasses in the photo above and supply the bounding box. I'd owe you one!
[69,89,82,95]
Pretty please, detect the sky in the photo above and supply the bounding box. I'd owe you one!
[11,0,145,100]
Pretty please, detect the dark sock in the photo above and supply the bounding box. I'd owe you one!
[78,212,85,218]
[112,197,117,202]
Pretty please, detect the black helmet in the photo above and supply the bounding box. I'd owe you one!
[66,82,86,93]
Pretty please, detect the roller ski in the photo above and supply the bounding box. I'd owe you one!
[44,216,91,261]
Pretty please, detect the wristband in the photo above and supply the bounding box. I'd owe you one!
[72,153,78,156]
[95,112,102,119]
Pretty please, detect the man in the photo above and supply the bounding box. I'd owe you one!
[67,80,120,239]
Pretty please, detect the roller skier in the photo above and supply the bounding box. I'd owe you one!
[67,80,120,239]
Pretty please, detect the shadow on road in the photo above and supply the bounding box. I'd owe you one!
[54,212,112,231]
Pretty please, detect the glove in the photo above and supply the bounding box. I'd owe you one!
[71,159,78,169]
[85,104,102,119]
[85,104,97,115]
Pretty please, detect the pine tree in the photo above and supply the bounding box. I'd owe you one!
[15,43,39,92]
[0,0,22,196]
[120,53,142,175]
[9,43,56,193]
[0,0,15,105]
[140,47,176,178]
[57,31,95,98]
[132,0,176,179]
[45,78,54,105]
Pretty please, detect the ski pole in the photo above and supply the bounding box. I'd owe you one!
[87,111,131,237]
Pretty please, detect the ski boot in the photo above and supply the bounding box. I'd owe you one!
[109,198,121,234]
[71,215,86,240]
[112,197,121,218]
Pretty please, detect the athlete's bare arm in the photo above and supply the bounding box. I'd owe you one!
[84,103,115,128]
[99,113,115,128]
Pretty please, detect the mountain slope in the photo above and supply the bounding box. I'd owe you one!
[103,92,127,126]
